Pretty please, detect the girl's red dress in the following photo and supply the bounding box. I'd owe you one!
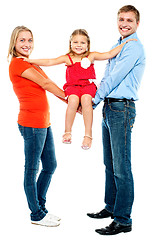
[63,54,97,98]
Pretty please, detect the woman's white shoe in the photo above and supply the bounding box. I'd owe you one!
[31,214,60,227]
[47,213,61,221]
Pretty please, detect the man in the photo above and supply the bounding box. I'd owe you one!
[87,5,145,235]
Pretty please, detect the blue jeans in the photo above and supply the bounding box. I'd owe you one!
[18,125,57,221]
[102,100,136,226]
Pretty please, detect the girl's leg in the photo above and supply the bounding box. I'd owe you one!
[81,94,93,149]
[63,94,80,143]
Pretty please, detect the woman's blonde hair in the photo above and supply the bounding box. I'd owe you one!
[7,26,34,61]
[68,29,90,58]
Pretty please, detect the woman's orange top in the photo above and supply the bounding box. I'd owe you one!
[9,58,51,128]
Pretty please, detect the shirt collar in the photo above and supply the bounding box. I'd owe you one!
[118,32,138,44]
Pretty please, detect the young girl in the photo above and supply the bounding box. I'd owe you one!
[25,29,135,150]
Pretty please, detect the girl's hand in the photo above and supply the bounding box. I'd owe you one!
[16,56,28,60]
[125,39,137,43]
[17,56,30,62]
[23,58,30,62]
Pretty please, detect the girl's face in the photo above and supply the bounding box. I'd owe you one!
[15,31,33,58]
[71,34,88,55]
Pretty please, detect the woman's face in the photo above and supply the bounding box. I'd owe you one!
[15,31,33,58]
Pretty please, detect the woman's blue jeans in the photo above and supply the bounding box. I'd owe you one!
[18,125,57,221]
[102,100,136,226]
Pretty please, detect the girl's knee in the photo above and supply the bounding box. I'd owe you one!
[68,95,79,108]
[81,94,92,107]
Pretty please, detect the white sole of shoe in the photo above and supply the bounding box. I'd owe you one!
[31,221,60,227]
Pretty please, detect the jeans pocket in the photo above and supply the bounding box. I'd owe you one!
[128,107,136,131]
[109,102,125,112]
[18,124,24,136]
[129,117,135,131]
[18,124,35,140]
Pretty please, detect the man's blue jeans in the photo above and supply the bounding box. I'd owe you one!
[18,125,57,221]
[102,100,136,226]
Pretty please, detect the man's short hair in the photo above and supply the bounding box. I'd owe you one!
[118,5,140,22]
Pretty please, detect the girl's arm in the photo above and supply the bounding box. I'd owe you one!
[25,55,69,66]
[21,67,66,102]
[90,39,137,61]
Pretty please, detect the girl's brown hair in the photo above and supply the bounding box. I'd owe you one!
[68,29,90,58]
[8,26,34,61]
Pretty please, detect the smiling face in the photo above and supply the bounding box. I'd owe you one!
[15,31,33,58]
[71,34,88,55]
[117,11,139,39]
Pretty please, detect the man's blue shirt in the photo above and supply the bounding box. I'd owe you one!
[93,32,146,107]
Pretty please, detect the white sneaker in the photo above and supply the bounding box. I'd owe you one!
[31,214,60,227]
[47,213,61,221]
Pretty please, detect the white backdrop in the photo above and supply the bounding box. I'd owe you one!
[1,0,159,239]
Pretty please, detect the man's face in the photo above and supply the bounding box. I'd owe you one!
[117,11,139,39]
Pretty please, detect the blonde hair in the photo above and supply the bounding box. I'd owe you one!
[7,26,34,61]
[68,29,90,58]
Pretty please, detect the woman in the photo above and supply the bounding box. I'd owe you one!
[8,26,66,227]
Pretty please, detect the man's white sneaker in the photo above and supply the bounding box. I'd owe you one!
[31,214,60,227]
[47,213,61,221]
